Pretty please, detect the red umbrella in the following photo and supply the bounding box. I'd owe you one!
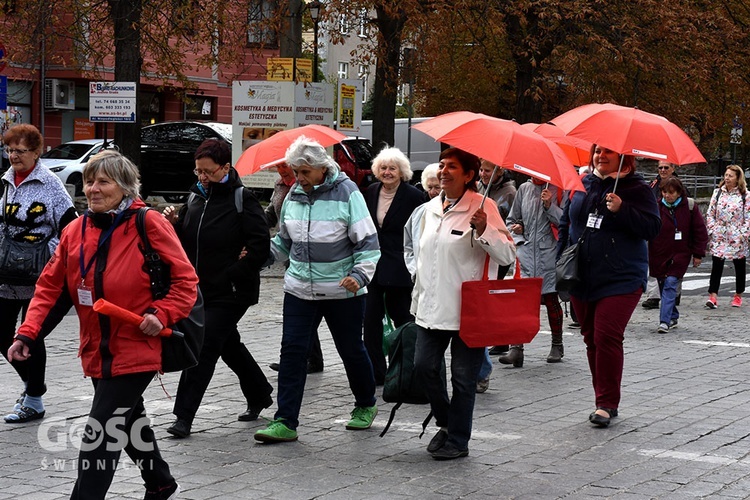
[235,124,347,176]
[521,122,592,167]
[413,111,585,192]
[551,103,706,165]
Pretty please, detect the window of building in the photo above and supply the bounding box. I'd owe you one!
[338,62,349,80]
[184,95,216,121]
[358,9,369,38]
[358,65,369,103]
[339,14,350,36]
[247,0,278,47]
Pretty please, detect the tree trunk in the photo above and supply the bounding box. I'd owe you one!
[279,0,303,58]
[371,6,406,152]
[108,0,142,168]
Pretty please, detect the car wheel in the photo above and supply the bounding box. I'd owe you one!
[68,173,84,197]
[164,194,188,203]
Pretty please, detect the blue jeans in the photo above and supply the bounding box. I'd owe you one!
[478,348,492,381]
[414,326,484,450]
[275,293,376,430]
[658,276,680,325]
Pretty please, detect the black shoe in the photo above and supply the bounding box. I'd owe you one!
[431,442,469,460]
[166,418,191,438]
[426,429,448,453]
[238,394,273,422]
[144,482,180,500]
[307,360,324,374]
[488,345,509,355]
[588,408,617,428]
[269,362,280,372]
[641,298,660,310]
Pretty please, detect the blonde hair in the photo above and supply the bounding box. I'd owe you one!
[720,164,747,195]
[83,150,141,199]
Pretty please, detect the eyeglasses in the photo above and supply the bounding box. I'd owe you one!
[193,165,224,177]
[6,148,31,156]
[657,166,672,170]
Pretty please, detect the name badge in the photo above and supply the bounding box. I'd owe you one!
[674,231,683,241]
[77,285,94,306]
[451,229,464,236]
[586,214,603,229]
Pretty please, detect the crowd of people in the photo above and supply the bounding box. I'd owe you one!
[0,125,744,497]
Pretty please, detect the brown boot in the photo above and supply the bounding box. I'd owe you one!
[547,334,564,363]
[498,344,524,367]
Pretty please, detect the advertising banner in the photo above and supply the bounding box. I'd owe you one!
[337,79,364,136]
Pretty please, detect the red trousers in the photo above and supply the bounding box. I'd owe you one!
[571,290,641,410]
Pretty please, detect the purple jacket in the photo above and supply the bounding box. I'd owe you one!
[648,196,708,279]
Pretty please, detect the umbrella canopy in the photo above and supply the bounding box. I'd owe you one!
[551,103,706,165]
[413,111,585,192]
[521,122,592,167]
[235,124,347,176]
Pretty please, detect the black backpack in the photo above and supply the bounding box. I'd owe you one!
[379,321,445,437]
[135,207,205,373]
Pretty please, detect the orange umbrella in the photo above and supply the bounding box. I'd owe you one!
[551,103,705,165]
[413,111,585,192]
[235,124,347,176]
[521,122,592,167]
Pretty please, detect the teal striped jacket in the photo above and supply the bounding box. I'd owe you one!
[271,171,380,300]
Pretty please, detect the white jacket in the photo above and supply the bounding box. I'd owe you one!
[411,191,516,331]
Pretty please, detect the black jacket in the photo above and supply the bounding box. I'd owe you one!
[365,181,427,287]
[174,168,270,306]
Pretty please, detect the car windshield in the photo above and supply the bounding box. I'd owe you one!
[42,143,94,160]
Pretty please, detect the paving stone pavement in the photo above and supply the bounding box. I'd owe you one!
[1,263,750,499]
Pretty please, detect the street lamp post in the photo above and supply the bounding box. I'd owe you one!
[308,0,321,82]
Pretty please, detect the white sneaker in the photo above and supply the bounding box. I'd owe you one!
[657,323,670,334]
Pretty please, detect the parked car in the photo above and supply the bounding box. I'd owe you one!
[140,121,232,202]
[333,138,375,189]
[40,139,116,196]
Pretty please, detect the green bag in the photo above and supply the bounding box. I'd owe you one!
[380,321,445,437]
[381,305,396,356]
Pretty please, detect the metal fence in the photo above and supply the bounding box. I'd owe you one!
[643,173,720,199]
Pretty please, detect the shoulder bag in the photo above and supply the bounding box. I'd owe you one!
[136,207,205,373]
[555,227,589,293]
[459,257,543,347]
[0,184,53,286]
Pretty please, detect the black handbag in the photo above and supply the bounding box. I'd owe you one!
[555,228,588,293]
[0,184,53,286]
[135,207,204,373]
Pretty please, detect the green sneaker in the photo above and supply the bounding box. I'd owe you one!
[254,419,298,443]
[346,405,378,430]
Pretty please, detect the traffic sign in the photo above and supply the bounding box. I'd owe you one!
[89,81,137,123]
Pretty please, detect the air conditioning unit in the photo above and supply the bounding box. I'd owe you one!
[44,79,75,110]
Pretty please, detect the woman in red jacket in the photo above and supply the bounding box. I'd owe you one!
[8,150,198,500]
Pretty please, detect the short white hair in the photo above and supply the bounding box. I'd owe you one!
[421,163,439,186]
[284,135,340,182]
[371,147,413,182]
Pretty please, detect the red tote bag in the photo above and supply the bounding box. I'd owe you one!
[459,258,543,348]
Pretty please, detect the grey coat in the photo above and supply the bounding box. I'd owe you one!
[506,180,563,294]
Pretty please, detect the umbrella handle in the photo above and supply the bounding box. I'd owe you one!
[612,155,625,194]
[473,165,498,230]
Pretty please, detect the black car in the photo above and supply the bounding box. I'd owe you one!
[140,121,232,201]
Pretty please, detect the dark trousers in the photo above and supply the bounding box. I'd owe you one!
[275,293,375,430]
[542,292,563,335]
[0,297,47,397]
[571,290,641,410]
[708,256,746,295]
[363,282,414,383]
[173,303,272,422]
[70,372,173,500]
[414,326,484,450]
